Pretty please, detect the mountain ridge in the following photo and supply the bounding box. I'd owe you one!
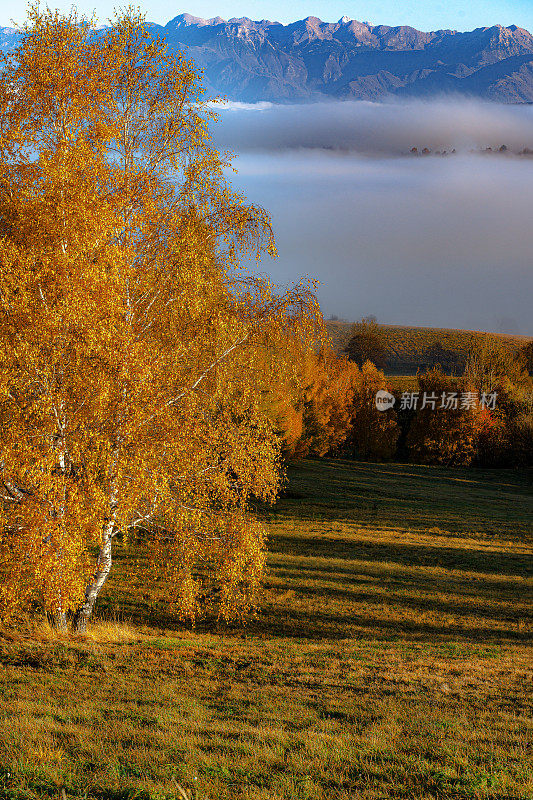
[2,14,533,102]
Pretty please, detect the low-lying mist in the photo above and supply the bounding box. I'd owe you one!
[210,99,533,335]
[213,98,533,156]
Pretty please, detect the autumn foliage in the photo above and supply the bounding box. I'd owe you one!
[0,8,321,630]
[267,347,360,459]
[268,350,399,461]
[405,369,487,466]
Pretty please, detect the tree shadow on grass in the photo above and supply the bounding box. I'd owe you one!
[102,526,532,644]
[251,531,532,642]
[268,459,533,535]
[282,581,531,625]
[270,562,524,602]
[250,604,532,644]
[267,533,533,577]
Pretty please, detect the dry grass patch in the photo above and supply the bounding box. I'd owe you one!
[84,619,139,645]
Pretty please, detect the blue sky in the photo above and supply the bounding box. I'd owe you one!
[1,0,533,31]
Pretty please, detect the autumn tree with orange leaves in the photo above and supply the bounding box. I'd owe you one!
[277,348,360,459]
[0,8,321,632]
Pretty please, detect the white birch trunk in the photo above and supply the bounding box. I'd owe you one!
[73,519,114,633]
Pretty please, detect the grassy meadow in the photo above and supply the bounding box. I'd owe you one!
[1,460,532,800]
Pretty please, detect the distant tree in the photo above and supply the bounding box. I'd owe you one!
[477,411,533,468]
[266,347,359,459]
[349,362,400,460]
[521,340,533,374]
[406,368,486,466]
[507,413,533,466]
[269,350,400,462]
[298,349,361,458]
[464,338,532,420]
[345,317,388,369]
[466,339,533,467]
[422,341,462,373]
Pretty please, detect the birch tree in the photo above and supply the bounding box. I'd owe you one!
[0,7,321,631]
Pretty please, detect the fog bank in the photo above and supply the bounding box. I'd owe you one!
[214,98,533,156]
[210,100,533,334]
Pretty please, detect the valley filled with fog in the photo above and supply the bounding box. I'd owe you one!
[211,99,533,334]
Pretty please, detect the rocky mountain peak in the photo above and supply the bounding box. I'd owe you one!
[1,14,533,102]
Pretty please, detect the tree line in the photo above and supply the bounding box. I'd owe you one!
[273,324,533,469]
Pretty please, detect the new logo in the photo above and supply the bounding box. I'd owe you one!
[375,390,396,411]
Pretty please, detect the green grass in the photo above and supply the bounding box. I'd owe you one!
[0,459,532,800]
[326,321,530,375]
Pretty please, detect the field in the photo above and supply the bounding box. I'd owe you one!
[0,460,532,800]
[326,322,530,375]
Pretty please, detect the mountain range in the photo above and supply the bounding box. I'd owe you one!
[3,13,533,102]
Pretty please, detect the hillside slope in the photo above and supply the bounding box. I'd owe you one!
[326,321,530,374]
